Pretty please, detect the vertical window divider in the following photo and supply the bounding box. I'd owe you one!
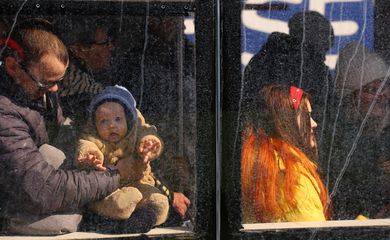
[215,0,222,239]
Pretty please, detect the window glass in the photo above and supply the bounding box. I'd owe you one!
[240,0,390,225]
[0,1,204,236]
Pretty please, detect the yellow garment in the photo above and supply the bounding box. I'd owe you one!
[276,150,326,222]
[243,147,326,223]
[355,214,368,220]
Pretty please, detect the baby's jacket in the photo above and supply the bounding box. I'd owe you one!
[75,109,163,185]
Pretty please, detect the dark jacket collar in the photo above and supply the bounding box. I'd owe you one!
[0,66,59,121]
[0,66,32,107]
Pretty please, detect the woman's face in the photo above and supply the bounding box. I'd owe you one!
[297,99,318,148]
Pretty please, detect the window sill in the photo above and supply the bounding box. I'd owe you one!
[241,219,390,232]
[0,227,193,239]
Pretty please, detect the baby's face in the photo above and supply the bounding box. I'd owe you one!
[95,102,128,143]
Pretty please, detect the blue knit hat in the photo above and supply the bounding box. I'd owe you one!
[88,85,137,130]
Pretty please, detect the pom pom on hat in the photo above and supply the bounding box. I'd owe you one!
[88,85,137,129]
[335,42,390,97]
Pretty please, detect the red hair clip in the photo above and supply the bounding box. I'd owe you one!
[290,86,303,110]
[0,38,25,60]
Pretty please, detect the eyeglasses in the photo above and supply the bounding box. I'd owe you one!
[357,78,390,96]
[19,63,64,89]
[93,38,113,47]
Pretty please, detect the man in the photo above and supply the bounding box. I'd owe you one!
[329,42,390,219]
[56,17,111,122]
[0,19,137,235]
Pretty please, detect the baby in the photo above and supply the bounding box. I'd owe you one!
[75,85,169,226]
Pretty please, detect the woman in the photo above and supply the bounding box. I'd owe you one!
[241,85,330,223]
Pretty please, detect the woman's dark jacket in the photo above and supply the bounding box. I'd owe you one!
[0,69,120,216]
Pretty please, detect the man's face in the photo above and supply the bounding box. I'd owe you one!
[352,78,390,119]
[81,27,114,73]
[352,78,390,133]
[16,53,68,99]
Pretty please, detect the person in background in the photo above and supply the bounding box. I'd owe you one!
[241,85,330,222]
[56,16,114,123]
[0,18,133,235]
[328,42,390,219]
[243,11,334,120]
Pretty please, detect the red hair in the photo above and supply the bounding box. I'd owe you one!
[241,85,330,222]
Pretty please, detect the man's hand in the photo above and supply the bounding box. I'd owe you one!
[78,153,106,171]
[172,192,191,218]
[138,135,162,164]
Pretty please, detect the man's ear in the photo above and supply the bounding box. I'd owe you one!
[4,56,19,79]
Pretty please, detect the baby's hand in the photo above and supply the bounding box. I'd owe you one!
[138,135,161,164]
[78,153,106,171]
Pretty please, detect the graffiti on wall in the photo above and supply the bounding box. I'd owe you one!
[241,0,374,70]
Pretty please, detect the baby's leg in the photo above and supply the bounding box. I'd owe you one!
[89,186,142,220]
[133,182,170,226]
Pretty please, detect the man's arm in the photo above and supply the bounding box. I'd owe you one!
[0,112,120,215]
[152,175,190,218]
